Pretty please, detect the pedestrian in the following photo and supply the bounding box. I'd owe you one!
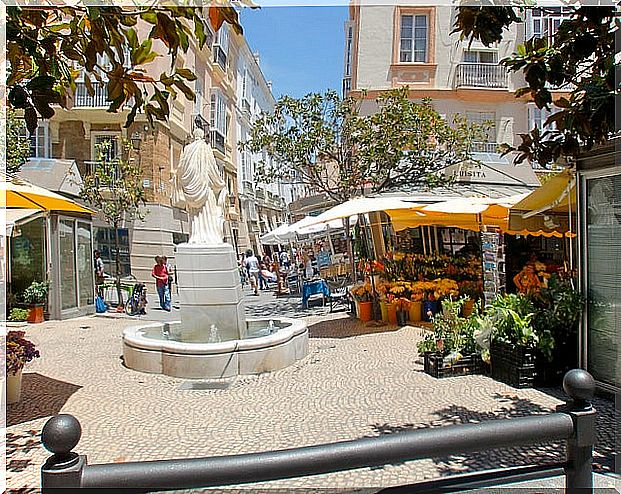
[258,262,268,290]
[238,253,247,286]
[163,255,175,299]
[244,249,260,296]
[94,250,105,298]
[279,250,290,269]
[151,255,171,311]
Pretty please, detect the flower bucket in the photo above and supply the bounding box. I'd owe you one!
[462,300,475,317]
[387,303,398,325]
[396,310,407,326]
[358,301,373,322]
[27,305,44,324]
[380,301,389,322]
[422,300,439,321]
[7,369,23,404]
[409,301,422,322]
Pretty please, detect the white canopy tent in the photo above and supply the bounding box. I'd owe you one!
[303,196,422,227]
[260,215,358,245]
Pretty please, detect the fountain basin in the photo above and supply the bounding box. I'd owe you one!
[122,317,309,379]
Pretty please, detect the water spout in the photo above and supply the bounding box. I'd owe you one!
[268,320,275,334]
[208,324,221,343]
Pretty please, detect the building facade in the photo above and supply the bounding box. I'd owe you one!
[25,13,296,294]
[344,2,572,177]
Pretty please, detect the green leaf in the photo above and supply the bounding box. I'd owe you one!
[175,68,197,81]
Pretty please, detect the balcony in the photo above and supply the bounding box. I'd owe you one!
[74,82,108,107]
[471,141,500,153]
[456,64,508,89]
[211,130,226,155]
[213,45,227,70]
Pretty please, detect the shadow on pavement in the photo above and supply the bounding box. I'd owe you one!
[308,317,400,339]
[7,372,82,427]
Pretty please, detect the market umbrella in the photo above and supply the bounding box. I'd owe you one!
[0,176,93,213]
[303,196,422,227]
[386,194,528,232]
[260,223,295,245]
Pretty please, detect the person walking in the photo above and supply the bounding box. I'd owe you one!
[244,249,260,296]
[163,256,175,303]
[151,255,171,311]
[94,250,105,298]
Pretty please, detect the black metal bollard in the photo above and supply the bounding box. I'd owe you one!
[558,368,597,494]
[40,414,86,491]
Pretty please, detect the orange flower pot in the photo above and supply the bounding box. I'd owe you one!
[358,301,373,322]
[27,305,44,324]
[387,303,398,325]
[462,300,476,317]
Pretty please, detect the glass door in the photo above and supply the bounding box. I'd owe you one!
[59,219,77,310]
[584,172,621,389]
[77,222,94,307]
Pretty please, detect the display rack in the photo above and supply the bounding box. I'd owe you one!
[481,227,505,307]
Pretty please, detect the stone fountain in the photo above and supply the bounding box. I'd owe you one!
[122,129,308,379]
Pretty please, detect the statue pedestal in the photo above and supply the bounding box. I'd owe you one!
[175,243,246,342]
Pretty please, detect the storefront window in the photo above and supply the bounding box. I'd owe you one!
[94,227,131,276]
[77,222,94,307]
[585,173,621,388]
[10,218,46,298]
[60,219,77,310]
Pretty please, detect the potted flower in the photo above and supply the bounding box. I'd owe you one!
[394,297,410,326]
[6,330,40,403]
[22,281,49,323]
[350,283,373,322]
[409,285,424,322]
[458,281,480,317]
[416,298,484,378]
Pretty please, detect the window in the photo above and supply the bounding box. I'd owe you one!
[92,134,120,161]
[213,24,229,69]
[463,51,498,64]
[529,7,571,46]
[528,105,558,132]
[210,90,227,153]
[400,14,428,63]
[466,111,496,152]
[344,23,354,77]
[23,120,51,158]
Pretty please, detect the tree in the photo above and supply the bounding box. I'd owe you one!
[6,109,32,175]
[453,4,618,166]
[80,140,146,308]
[242,88,486,275]
[7,2,255,134]
[243,88,486,204]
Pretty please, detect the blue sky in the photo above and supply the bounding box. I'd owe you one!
[240,6,349,99]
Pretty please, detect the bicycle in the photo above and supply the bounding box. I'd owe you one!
[125,281,148,316]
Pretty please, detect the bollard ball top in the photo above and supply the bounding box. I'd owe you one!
[563,369,595,403]
[41,414,82,455]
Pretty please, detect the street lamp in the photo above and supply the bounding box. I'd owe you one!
[131,132,142,151]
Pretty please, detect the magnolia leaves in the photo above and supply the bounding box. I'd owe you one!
[453,5,617,166]
[7,3,252,133]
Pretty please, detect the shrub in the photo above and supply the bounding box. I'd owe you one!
[8,308,29,322]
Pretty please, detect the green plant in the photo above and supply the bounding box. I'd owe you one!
[9,308,30,322]
[416,297,480,358]
[486,293,555,360]
[22,281,49,305]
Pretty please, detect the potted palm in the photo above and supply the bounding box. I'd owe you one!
[6,330,40,403]
[22,281,49,323]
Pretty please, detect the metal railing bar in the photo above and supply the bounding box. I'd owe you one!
[80,414,574,490]
[379,463,567,494]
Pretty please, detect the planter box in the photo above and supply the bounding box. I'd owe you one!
[423,352,485,379]
[490,340,536,388]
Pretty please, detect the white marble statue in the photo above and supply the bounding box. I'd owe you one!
[172,128,227,244]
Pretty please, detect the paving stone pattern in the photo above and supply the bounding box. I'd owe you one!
[6,289,618,492]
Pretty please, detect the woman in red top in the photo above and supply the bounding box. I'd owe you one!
[151,256,171,311]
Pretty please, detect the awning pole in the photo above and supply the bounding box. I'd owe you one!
[568,192,573,271]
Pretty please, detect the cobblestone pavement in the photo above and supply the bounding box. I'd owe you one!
[6,289,619,492]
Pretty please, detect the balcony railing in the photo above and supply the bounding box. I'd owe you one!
[210,130,226,155]
[74,81,108,107]
[471,141,500,153]
[456,63,508,89]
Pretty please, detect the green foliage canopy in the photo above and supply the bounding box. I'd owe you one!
[6,109,32,174]
[242,88,486,202]
[7,3,254,133]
